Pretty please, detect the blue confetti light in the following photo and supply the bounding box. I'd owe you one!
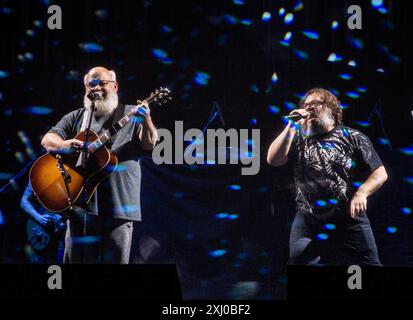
[302,30,319,40]
[324,223,336,230]
[160,24,174,33]
[79,42,104,53]
[377,44,390,53]
[228,214,239,220]
[371,0,383,8]
[294,49,309,60]
[279,8,286,16]
[401,207,412,215]
[280,32,292,47]
[284,31,293,42]
[348,60,357,67]
[378,138,390,146]
[15,152,25,164]
[0,209,4,225]
[240,19,253,26]
[284,102,296,110]
[250,118,257,125]
[24,106,54,115]
[389,54,401,64]
[331,20,339,30]
[354,121,371,127]
[404,176,413,185]
[208,249,227,257]
[346,91,361,99]
[223,14,239,25]
[284,13,294,25]
[1,7,12,14]
[386,226,397,234]
[347,35,364,49]
[377,68,385,73]
[33,20,43,28]
[26,29,35,37]
[271,72,278,84]
[24,52,34,61]
[233,0,245,5]
[352,181,363,188]
[356,86,367,93]
[249,84,259,93]
[215,213,229,219]
[327,53,343,62]
[193,71,210,86]
[262,12,272,22]
[316,233,329,240]
[315,200,327,207]
[151,48,173,65]
[228,185,241,190]
[338,73,352,80]
[0,70,9,78]
[378,7,388,14]
[400,146,413,156]
[293,1,304,11]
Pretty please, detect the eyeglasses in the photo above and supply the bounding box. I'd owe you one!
[301,100,324,109]
[86,79,115,88]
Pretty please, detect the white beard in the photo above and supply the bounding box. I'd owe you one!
[84,91,118,117]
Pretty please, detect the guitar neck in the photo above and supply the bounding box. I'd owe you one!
[87,107,141,154]
[86,87,170,154]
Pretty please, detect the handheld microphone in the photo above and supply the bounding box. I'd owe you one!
[283,113,302,121]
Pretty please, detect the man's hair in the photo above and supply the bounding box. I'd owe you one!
[300,87,343,125]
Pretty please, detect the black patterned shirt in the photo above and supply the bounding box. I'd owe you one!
[290,125,383,218]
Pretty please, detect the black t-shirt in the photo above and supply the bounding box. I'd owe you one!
[289,125,383,219]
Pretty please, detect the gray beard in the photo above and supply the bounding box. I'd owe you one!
[313,110,335,134]
[84,92,118,117]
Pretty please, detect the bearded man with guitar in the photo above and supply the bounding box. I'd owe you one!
[35,66,163,264]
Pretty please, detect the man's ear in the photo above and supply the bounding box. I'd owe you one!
[83,74,89,89]
[109,70,118,92]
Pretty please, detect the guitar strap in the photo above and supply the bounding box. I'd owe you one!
[75,104,126,167]
[107,104,126,149]
[76,107,90,167]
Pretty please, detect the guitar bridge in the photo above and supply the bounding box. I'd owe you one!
[56,154,73,210]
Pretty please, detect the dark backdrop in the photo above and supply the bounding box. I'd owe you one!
[0,0,412,299]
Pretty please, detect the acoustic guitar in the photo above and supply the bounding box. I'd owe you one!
[29,87,171,213]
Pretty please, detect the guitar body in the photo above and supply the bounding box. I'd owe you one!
[29,129,118,213]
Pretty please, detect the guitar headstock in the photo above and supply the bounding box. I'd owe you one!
[147,87,172,106]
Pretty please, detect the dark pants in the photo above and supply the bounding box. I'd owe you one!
[64,212,133,264]
[289,212,382,266]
